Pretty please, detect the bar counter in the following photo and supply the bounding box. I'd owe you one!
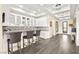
[3,26,49,33]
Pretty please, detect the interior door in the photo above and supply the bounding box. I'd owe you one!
[62,21,68,33]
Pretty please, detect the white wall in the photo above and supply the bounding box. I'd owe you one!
[35,16,49,39]
[0,4,3,53]
[35,16,48,27]
[0,5,7,53]
[48,15,56,36]
[57,20,62,34]
[76,11,79,46]
[35,15,57,39]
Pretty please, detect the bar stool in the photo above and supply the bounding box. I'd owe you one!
[33,30,40,42]
[7,32,22,54]
[23,31,34,48]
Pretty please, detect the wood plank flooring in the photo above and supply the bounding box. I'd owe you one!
[14,34,79,54]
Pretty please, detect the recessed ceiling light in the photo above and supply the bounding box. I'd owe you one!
[12,8,25,13]
[32,11,36,14]
[19,5,23,8]
[40,4,44,6]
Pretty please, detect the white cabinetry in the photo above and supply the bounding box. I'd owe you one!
[2,13,35,27]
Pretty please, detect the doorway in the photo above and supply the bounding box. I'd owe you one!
[62,21,68,33]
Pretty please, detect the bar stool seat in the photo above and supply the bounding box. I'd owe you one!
[33,34,36,36]
[23,36,28,38]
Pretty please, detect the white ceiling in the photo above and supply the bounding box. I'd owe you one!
[3,4,78,20]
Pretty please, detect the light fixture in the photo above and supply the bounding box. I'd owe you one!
[32,11,36,14]
[56,4,61,7]
[12,8,26,13]
[40,4,44,6]
[19,5,23,8]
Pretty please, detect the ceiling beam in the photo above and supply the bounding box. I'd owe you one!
[70,4,78,19]
[56,15,70,18]
[52,9,70,15]
[59,18,70,20]
[59,17,70,20]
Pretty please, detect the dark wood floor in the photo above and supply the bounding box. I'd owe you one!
[14,34,79,54]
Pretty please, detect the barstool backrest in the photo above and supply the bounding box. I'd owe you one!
[36,30,40,36]
[27,31,33,39]
[7,32,21,43]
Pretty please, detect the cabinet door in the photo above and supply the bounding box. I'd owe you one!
[22,17,26,26]
[9,14,15,25]
[26,17,31,26]
[16,16,21,26]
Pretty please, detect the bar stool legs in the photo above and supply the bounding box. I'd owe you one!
[7,32,22,54]
[28,39,31,45]
[7,39,11,54]
[7,39,21,54]
[7,39,13,54]
[22,38,31,54]
[17,42,21,53]
[11,44,13,53]
[23,38,31,48]
[36,36,40,44]
[23,38,24,48]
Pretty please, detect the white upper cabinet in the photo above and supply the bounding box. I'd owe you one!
[16,16,21,26]
[35,16,48,27]
[2,12,35,27]
[9,14,15,26]
[21,16,26,26]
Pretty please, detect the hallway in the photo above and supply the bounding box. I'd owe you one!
[14,34,79,54]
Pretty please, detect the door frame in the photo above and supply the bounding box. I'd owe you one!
[62,21,68,33]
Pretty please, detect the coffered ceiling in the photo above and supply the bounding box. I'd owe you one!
[2,4,78,20]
